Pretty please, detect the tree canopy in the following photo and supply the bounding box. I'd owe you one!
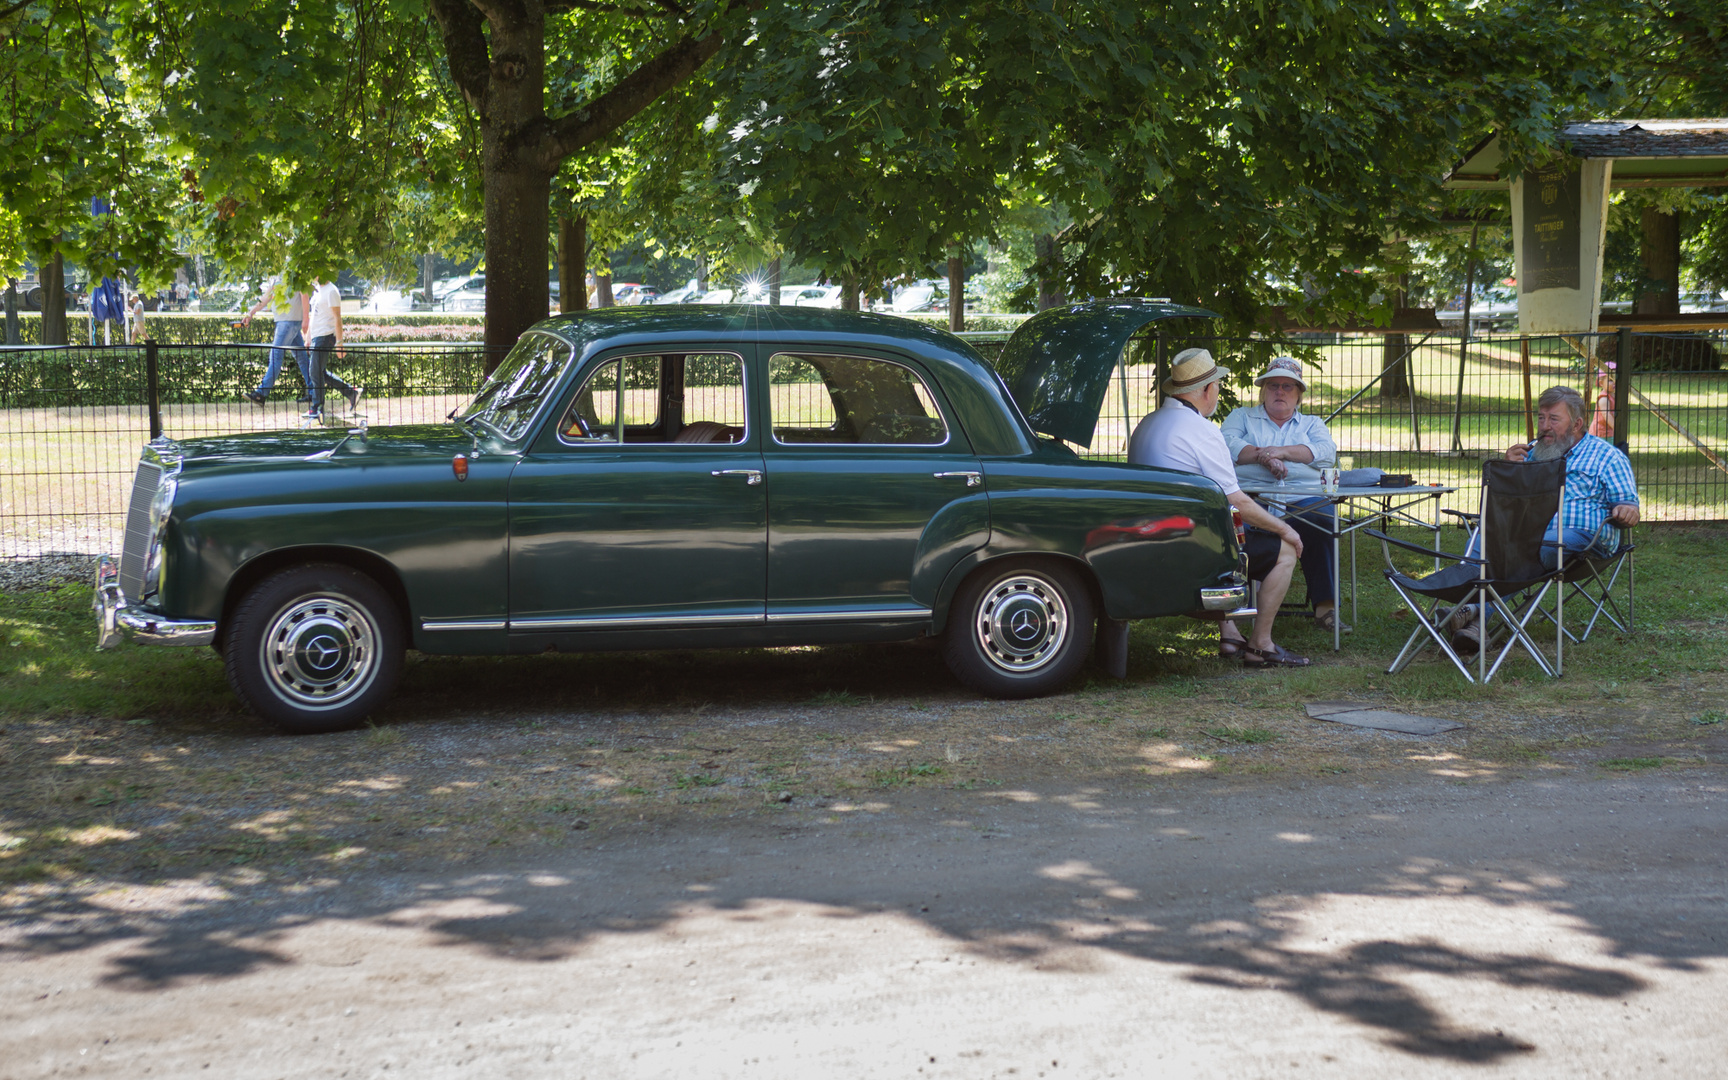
[4,0,1721,345]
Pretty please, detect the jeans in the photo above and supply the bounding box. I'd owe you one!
[1465,520,1613,569]
[1281,497,1337,609]
[306,335,356,413]
[257,320,309,395]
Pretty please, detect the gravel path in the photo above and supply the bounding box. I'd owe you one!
[0,554,98,592]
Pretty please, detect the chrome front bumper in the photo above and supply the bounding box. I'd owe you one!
[93,554,217,649]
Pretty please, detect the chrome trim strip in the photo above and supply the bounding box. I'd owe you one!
[421,619,509,632]
[93,554,216,649]
[765,608,933,623]
[508,612,767,631]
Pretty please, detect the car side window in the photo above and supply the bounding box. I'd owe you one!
[769,353,948,446]
[560,353,746,445]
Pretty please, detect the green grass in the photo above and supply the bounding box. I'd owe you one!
[1693,709,1726,726]
[1203,726,1280,744]
[869,762,946,787]
[1599,757,1669,771]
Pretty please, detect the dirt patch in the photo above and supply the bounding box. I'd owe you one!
[5,641,1725,894]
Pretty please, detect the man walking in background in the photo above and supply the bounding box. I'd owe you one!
[240,275,310,406]
[303,275,361,421]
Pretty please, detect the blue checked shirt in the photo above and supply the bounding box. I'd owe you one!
[1556,434,1639,549]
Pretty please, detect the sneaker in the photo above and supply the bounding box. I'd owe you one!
[1452,621,1482,655]
[245,391,267,407]
[301,408,322,421]
[343,386,364,414]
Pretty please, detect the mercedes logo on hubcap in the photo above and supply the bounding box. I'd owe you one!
[1008,608,1043,641]
[302,635,344,672]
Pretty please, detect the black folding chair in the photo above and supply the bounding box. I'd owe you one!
[1534,531,1635,643]
[1367,459,1568,683]
[1443,509,1634,644]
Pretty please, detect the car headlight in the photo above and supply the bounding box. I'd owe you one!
[143,475,178,600]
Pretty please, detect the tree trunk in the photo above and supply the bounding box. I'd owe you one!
[1636,208,1681,315]
[481,155,551,367]
[947,253,964,331]
[1381,276,1411,398]
[4,278,18,346]
[841,273,860,312]
[557,213,586,314]
[1034,233,1064,311]
[40,249,67,346]
[595,259,614,307]
[423,252,436,299]
[767,256,782,306]
[696,253,709,293]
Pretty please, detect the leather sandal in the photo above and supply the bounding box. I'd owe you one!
[1219,635,1247,658]
[1242,643,1313,668]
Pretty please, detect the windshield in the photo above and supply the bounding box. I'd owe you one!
[458,332,572,440]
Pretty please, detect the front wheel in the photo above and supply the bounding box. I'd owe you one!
[224,564,405,734]
[942,560,1096,698]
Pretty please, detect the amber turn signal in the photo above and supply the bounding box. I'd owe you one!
[452,454,469,481]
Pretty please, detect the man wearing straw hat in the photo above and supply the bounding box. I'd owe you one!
[1128,348,1313,668]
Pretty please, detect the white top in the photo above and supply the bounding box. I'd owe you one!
[306,282,342,339]
[1219,404,1336,486]
[261,276,305,321]
[1127,398,1240,496]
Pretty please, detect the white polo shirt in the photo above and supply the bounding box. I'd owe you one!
[1127,397,1240,496]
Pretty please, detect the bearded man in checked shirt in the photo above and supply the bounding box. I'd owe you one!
[1447,384,1639,653]
[1505,384,1640,566]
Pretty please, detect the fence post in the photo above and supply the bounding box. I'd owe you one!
[1613,326,1632,454]
[1519,336,1534,442]
[1154,330,1167,410]
[145,339,162,439]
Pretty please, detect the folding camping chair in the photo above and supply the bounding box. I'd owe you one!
[1367,459,1568,684]
[1441,509,1634,644]
[1534,532,1635,643]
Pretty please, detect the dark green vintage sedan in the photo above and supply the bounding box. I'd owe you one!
[95,300,1249,732]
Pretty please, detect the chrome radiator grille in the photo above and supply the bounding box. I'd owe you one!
[119,458,162,600]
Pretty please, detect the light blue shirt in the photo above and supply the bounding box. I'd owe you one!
[1220,404,1337,486]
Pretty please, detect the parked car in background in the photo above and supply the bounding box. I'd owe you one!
[612,284,659,306]
[786,284,843,308]
[361,289,420,314]
[696,289,735,304]
[94,300,1246,733]
[892,283,943,313]
[654,284,703,305]
[440,286,486,312]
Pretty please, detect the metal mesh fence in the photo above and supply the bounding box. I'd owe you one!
[1,343,498,558]
[4,329,1724,558]
[962,327,1727,522]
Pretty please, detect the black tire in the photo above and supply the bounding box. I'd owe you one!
[942,559,1096,698]
[224,564,405,734]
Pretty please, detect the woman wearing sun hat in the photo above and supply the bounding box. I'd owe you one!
[1220,355,1346,634]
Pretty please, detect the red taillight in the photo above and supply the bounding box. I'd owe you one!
[452,454,469,482]
[1230,506,1246,546]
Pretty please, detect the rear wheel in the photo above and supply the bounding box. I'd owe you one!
[942,560,1095,698]
[224,564,404,734]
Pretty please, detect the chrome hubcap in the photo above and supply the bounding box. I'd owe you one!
[260,595,378,710]
[975,574,1068,674]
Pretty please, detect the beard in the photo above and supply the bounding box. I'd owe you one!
[1529,429,1581,461]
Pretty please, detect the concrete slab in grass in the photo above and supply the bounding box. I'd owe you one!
[1305,701,1464,736]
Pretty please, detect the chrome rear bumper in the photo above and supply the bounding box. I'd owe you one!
[93,554,217,649]
[1199,584,1252,613]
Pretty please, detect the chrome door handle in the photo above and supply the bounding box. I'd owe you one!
[934,471,983,488]
[711,469,763,485]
